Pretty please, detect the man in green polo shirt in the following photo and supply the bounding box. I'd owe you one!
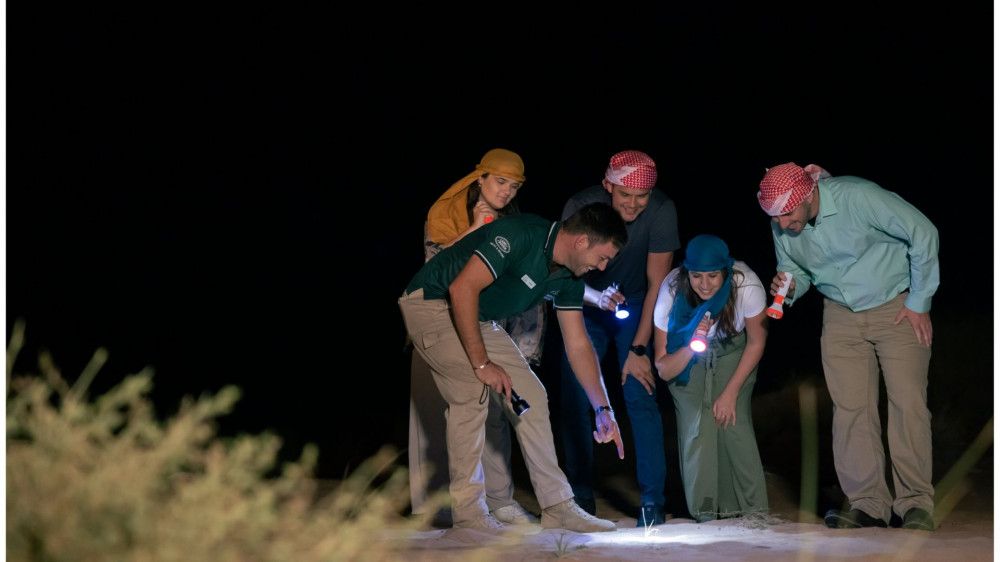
[399,202,628,534]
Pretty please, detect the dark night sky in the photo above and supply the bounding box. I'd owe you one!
[6,5,994,478]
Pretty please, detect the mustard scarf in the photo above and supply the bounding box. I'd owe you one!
[426,148,525,244]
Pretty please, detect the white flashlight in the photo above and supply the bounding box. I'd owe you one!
[767,272,794,320]
[689,310,711,353]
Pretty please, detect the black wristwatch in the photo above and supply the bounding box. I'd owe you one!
[629,344,647,357]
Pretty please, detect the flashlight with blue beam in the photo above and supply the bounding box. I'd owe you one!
[611,282,630,319]
[689,310,712,353]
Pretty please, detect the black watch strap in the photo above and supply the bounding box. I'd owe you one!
[629,344,647,356]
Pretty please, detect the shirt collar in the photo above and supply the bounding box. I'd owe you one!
[813,183,839,227]
[544,221,560,262]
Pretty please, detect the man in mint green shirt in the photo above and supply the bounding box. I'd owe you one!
[399,203,628,534]
[757,162,939,532]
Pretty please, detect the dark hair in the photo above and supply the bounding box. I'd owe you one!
[668,265,744,338]
[465,174,521,221]
[561,202,628,250]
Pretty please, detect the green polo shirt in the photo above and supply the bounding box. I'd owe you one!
[405,213,585,321]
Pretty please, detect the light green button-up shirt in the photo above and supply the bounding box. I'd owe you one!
[771,175,939,313]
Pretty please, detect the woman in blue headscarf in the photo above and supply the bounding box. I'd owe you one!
[651,234,770,522]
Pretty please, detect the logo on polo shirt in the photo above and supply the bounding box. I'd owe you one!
[492,236,511,254]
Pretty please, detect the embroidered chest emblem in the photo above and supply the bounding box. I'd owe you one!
[493,236,511,254]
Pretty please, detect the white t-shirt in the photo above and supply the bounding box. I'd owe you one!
[653,261,767,338]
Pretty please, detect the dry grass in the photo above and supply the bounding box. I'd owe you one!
[6,319,457,562]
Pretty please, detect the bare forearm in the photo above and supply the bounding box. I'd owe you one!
[654,347,697,381]
[721,339,765,396]
[631,290,658,346]
[564,339,612,408]
[652,327,694,381]
[722,313,769,394]
[583,284,603,307]
[449,286,488,367]
[640,252,671,346]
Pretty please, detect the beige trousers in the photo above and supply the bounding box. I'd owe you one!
[408,350,515,514]
[399,289,573,523]
[821,292,934,522]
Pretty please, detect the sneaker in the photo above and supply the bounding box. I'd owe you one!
[635,503,666,527]
[574,496,597,516]
[900,507,934,531]
[453,513,507,534]
[824,508,888,529]
[491,502,540,525]
[542,499,616,532]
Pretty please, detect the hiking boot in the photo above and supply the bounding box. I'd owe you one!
[491,502,540,525]
[636,503,666,527]
[824,508,888,529]
[453,513,507,534]
[901,507,934,531]
[542,499,616,532]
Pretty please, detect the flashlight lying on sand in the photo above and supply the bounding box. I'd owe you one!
[767,273,794,319]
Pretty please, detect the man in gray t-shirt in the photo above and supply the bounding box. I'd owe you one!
[559,150,680,526]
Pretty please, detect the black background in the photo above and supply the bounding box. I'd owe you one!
[7,4,994,482]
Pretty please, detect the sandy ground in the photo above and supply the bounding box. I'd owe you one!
[379,465,994,561]
[372,374,994,561]
[362,342,994,561]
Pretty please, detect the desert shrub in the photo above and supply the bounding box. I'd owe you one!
[6,320,446,562]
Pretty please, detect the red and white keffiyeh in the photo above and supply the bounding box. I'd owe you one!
[757,162,831,216]
[605,150,657,189]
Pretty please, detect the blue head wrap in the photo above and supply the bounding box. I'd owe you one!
[666,234,735,384]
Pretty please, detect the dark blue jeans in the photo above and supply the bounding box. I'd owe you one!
[559,304,666,508]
